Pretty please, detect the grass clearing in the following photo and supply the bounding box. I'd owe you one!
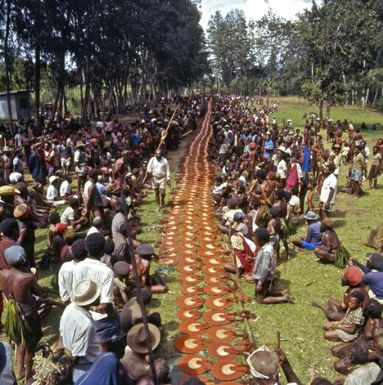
[241,97,383,383]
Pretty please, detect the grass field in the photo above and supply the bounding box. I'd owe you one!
[4,96,383,384]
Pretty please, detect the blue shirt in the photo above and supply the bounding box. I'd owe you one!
[263,139,274,159]
[305,221,322,243]
[363,271,383,298]
[302,145,311,173]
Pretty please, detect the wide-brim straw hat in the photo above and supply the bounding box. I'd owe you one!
[126,322,161,354]
[14,203,29,219]
[76,141,86,149]
[0,185,20,196]
[72,279,101,307]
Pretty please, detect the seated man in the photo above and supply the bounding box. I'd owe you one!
[312,265,369,322]
[135,244,168,294]
[60,197,86,231]
[252,228,294,304]
[353,253,383,303]
[224,232,256,278]
[314,218,340,264]
[60,279,102,382]
[120,323,162,385]
[293,211,322,250]
[217,198,244,235]
[247,345,302,385]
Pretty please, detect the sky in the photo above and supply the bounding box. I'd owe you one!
[199,0,312,30]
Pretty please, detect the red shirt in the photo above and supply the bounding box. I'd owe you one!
[0,238,15,270]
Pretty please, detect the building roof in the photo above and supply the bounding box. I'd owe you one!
[0,90,30,97]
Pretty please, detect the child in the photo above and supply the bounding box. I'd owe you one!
[288,187,301,218]
[306,178,317,213]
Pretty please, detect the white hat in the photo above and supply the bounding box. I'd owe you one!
[49,175,59,184]
[72,279,101,306]
[9,172,22,183]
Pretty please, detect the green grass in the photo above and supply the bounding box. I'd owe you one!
[241,97,383,383]
[271,96,383,136]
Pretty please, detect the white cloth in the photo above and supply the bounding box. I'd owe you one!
[86,226,100,238]
[146,156,170,180]
[223,208,244,225]
[60,303,100,360]
[58,260,77,302]
[344,362,380,385]
[73,258,114,320]
[288,195,301,217]
[83,180,93,202]
[60,180,71,197]
[61,206,75,225]
[276,159,288,179]
[46,184,58,201]
[320,173,337,204]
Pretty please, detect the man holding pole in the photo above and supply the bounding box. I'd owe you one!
[146,149,171,210]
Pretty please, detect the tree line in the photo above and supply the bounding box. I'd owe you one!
[206,0,383,118]
[2,0,383,124]
[0,0,208,125]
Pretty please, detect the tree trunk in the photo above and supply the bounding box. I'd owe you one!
[49,50,65,124]
[82,60,91,119]
[63,91,68,117]
[34,40,41,129]
[79,65,84,112]
[372,88,379,107]
[319,99,324,128]
[4,0,13,128]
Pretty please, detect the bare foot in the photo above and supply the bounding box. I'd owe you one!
[286,294,295,304]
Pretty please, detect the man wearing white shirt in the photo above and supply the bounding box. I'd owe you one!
[320,163,337,219]
[276,147,288,187]
[146,149,170,209]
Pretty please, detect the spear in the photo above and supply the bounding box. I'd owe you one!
[142,104,180,185]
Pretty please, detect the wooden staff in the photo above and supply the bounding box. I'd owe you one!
[142,104,181,185]
[223,241,257,347]
[120,187,159,385]
[157,103,180,151]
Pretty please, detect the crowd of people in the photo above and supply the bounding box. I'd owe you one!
[0,96,205,385]
[209,96,383,384]
[0,94,382,385]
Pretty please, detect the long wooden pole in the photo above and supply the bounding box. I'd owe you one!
[120,188,159,385]
[157,103,180,150]
[142,104,181,185]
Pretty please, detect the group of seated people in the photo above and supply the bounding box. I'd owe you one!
[0,98,205,385]
[209,96,383,384]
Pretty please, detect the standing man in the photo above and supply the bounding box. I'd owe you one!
[74,142,87,193]
[319,162,337,219]
[351,145,366,198]
[146,149,170,210]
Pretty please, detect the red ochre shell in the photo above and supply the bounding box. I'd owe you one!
[211,359,248,381]
[174,335,204,354]
[178,355,211,375]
